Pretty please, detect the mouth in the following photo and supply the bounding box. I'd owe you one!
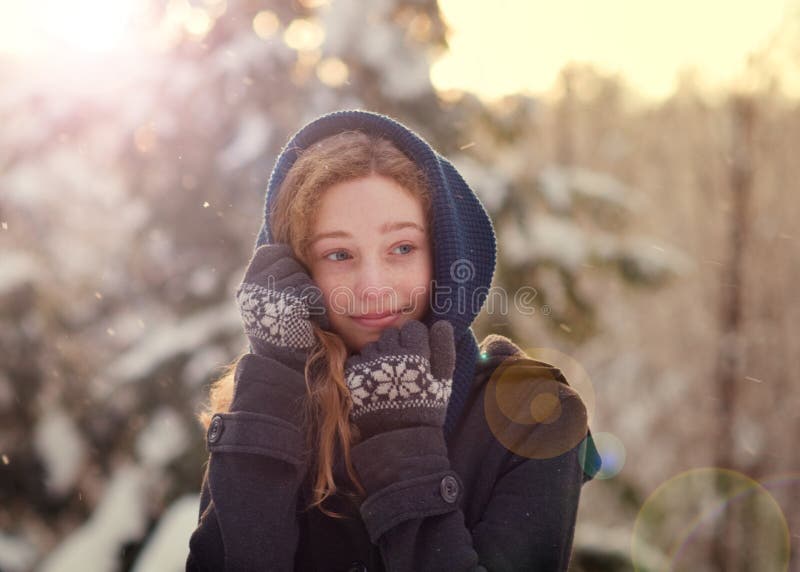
[350,307,410,328]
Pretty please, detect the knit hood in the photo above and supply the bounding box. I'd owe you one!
[254,109,497,440]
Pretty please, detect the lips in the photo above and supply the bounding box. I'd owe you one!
[351,308,407,328]
[357,311,396,319]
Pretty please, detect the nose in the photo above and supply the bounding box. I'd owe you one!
[353,257,399,313]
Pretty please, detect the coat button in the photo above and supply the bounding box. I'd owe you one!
[207,415,224,444]
[346,561,368,572]
[440,474,459,503]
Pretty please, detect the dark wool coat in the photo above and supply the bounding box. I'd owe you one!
[186,110,600,571]
[186,333,599,571]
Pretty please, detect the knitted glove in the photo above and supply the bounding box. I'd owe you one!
[235,243,329,372]
[344,319,456,442]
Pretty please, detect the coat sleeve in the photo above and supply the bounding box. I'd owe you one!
[349,376,593,572]
[185,352,310,571]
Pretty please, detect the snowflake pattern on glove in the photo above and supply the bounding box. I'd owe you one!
[235,281,316,350]
[345,353,453,420]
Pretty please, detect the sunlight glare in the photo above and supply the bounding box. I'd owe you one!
[0,0,144,57]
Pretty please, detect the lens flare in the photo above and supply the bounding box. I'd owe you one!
[632,468,790,571]
[484,350,591,460]
[521,347,596,423]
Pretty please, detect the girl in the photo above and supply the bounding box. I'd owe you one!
[186,110,600,571]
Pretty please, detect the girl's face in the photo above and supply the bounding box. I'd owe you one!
[306,174,433,353]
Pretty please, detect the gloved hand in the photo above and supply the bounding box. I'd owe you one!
[343,319,456,442]
[235,243,329,372]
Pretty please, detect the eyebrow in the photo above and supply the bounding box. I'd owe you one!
[309,221,425,246]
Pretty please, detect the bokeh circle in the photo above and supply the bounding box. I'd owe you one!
[632,467,790,571]
[483,347,595,460]
[578,431,625,480]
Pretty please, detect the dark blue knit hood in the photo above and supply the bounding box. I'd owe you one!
[254,109,497,440]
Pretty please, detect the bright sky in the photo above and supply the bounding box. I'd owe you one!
[432,0,794,101]
[0,0,795,103]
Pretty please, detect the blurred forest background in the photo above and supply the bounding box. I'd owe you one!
[1,0,799,570]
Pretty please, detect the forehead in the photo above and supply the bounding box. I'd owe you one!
[314,175,427,228]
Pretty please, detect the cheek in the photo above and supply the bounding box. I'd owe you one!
[403,261,432,308]
[310,266,335,294]
[315,276,356,319]
[416,252,434,287]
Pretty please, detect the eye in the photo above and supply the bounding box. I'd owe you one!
[394,244,416,255]
[324,250,351,262]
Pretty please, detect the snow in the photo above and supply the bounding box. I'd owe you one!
[497,204,690,281]
[617,237,693,282]
[320,0,432,100]
[499,212,588,271]
[217,108,273,172]
[370,35,431,100]
[187,264,220,298]
[0,533,38,572]
[303,90,365,124]
[211,33,293,76]
[182,344,232,389]
[0,112,51,152]
[0,250,42,296]
[2,162,51,209]
[130,495,200,572]
[10,49,159,107]
[136,407,190,469]
[39,465,149,572]
[32,406,88,498]
[319,0,366,56]
[143,227,176,269]
[450,154,509,213]
[733,415,766,460]
[92,302,242,399]
[537,165,633,214]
